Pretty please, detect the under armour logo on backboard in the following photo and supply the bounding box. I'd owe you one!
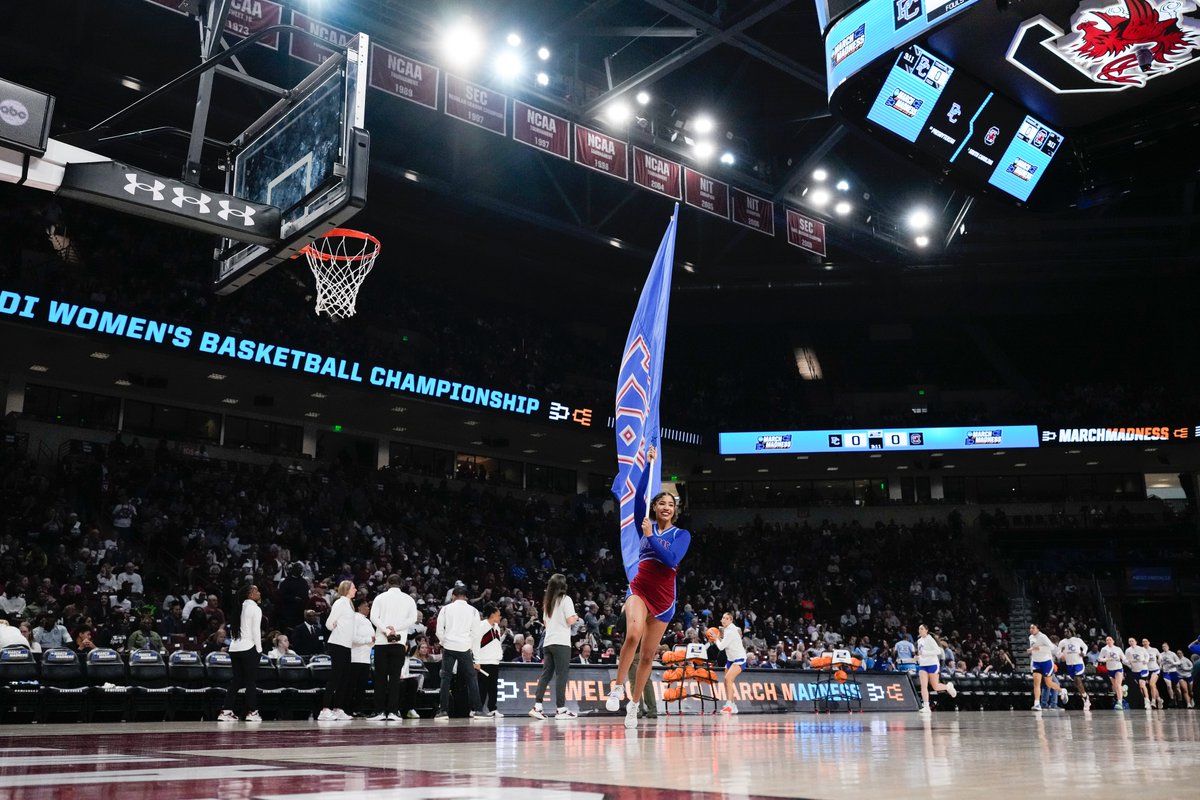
[124,173,164,201]
[171,187,210,213]
[217,201,256,226]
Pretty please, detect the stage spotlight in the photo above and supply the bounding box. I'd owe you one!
[836,179,850,191]
[908,208,932,230]
[506,32,522,47]
[693,115,715,134]
[537,46,550,60]
[812,168,828,181]
[494,51,523,80]
[834,200,852,215]
[810,188,831,207]
[535,71,549,87]
[636,90,650,105]
[442,19,484,70]
[606,101,632,125]
[693,140,715,160]
[915,234,930,247]
[720,151,735,165]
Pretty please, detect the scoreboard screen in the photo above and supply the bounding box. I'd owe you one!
[718,425,1039,455]
[866,44,1063,202]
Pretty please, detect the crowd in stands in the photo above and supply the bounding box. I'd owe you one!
[0,432,1038,681]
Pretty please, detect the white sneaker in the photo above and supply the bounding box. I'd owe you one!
[386,712,403,721]
[945,682,958,698]
[244,710,262,723]
[624,699,639,729]
[405,710,421,719]
[366,712,388,721]
[433,712,450,721]
[529,705,546,720]
[1083,697,1091,711]
[1059,688,1069,705]
[555,708,578,719]
[216,709,238,722]
[333,709,353,721]
[605,684,625,712]
[317,708,336,721]
[918,705,932,715]
[1144,699,1152,710]
[1032,704,1042,711]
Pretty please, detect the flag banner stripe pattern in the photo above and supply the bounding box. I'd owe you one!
[611,204,679,583]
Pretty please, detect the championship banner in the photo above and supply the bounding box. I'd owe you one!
[444,75,507,136]
[683,168,730,219]
[288,11,356,66]
[574,124,628,180]
[633,147,682,200]
[731,187,775,235]
[612,205,678,582]
[369,44,439,110]
[786,208,827,256]
[143,0,283,49]
[512,101,571,160]
[495,663,920,714]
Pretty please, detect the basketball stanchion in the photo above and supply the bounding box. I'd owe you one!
[299,228,380,319]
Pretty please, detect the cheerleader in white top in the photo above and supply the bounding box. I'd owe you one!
[1125,637,1151,710]
[1141,638,1163,709]
[1026,624,1065,711]
[1098,636,1126,710]
[1158,643,1180,709]
[1174,649,1194,708]
[709,612,746,714]
[1058,629,1090,711]
[915,624,957,714]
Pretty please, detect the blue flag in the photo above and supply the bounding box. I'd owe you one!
[611,204,679,583]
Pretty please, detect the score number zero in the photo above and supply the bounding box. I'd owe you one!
[548,401,593,428]
[831,432,919,449]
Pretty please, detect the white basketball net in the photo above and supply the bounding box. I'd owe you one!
[302,229,380,319]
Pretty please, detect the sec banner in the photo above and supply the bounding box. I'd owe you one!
[495,663,918,715]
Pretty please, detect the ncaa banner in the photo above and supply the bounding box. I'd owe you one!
[369,44,439,110]
[143,0,283,49]
[289,11,355,66]
[495,663,919,714]
[633,147,682,200]
[612,205,678,582]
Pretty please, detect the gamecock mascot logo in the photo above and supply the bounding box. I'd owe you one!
[1008,0,1200,91]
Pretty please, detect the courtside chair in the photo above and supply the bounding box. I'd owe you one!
[205,651,233,719]
[85,648,129,721]
[0,646,40,723]
[40,647,88,723]
[128,649,171,721]
[167,650,207,721]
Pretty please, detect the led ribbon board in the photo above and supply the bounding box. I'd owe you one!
[719,425,1040,454]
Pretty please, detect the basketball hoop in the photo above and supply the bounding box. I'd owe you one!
[299,228,380,319]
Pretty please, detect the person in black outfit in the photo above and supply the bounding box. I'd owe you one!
[290,608,326,656]
[278,563,310,630]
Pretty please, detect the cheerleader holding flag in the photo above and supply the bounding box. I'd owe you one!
[606,205,691,729]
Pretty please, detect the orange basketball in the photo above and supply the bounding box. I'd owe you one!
[834,669,848,684]
[706,627,720,642]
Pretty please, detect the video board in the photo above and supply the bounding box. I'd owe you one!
[826,0,979,97]
[867,44,1062,202]
[718,425,1039,455]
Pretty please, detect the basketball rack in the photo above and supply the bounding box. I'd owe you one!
[660,643,721,715]
[810,649,864,713]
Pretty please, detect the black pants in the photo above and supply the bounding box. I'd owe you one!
[324,643,353,710]
[477,664,499,712]
[349,662,370,714]
[374,644,406,714]
[439,649,482,715]
[533,644,571,708]
[224,648,259,714]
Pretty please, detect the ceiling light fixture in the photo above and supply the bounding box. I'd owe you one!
[207,373,226,380]
[90,352,110,360]
[810,188,831,207]
[834,200,852,215]
[812,168,828,181]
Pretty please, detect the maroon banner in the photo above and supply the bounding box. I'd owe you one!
[369,44,439,110]
[731,188,775,236]
[512,101,570,160]
[683,168,729,219]
[144,0,282,49]
[289,11,355,66]
[633,147,682,200]
[786,208,827,256]
[444,74,507,136]
[573,125,628,181]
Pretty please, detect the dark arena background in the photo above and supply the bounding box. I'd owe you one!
[1,1,1199,798]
